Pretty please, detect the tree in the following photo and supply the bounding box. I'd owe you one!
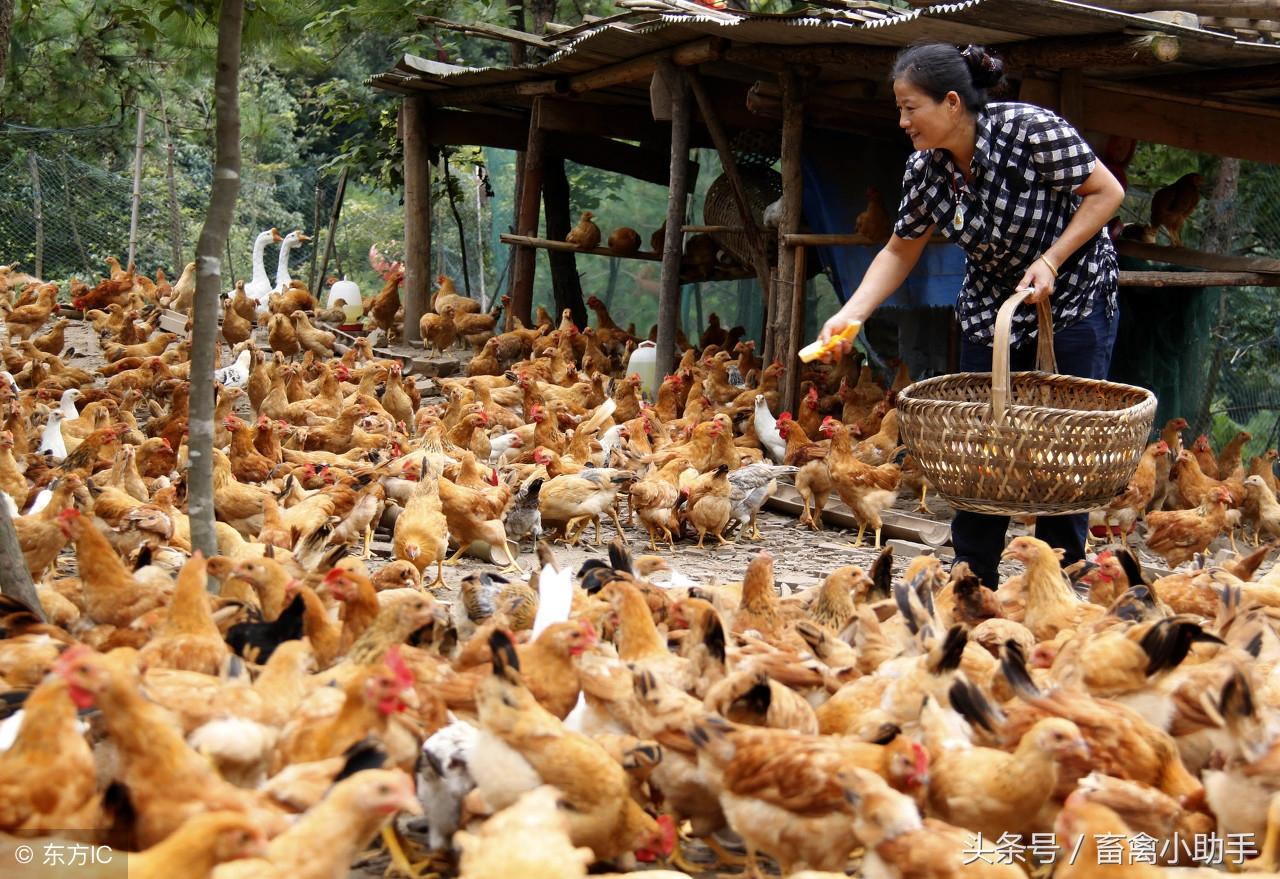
[188,0,244,565]
[0,0,12,103]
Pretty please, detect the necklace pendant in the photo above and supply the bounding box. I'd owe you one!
[952,204,965,231]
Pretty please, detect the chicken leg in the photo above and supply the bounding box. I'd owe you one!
[916,484,932,515]
[426,558,445,591]
[380,824,440,879]
[1246,792,1280,872]
[496,538,524,576]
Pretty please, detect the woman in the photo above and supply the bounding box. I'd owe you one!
[819,43,1126,588]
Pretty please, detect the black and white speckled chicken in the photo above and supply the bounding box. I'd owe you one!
[504,476,544,549]
[727,463,798,540]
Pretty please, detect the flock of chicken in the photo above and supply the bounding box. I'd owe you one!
[1,256,1280,879]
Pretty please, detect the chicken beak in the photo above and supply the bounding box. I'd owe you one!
[394,787,425,816]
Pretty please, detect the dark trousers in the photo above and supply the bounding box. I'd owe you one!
[950,301,1120,588]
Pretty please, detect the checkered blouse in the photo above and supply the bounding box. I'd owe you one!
[894,101,1118,347]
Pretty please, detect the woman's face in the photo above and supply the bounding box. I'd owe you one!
[894,77,962,152]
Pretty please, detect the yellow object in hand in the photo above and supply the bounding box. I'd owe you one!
[798,321,862,363]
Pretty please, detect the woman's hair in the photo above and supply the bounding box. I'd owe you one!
[891,43,1006,112]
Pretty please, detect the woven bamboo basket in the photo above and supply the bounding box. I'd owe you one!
[896,289,1157,515]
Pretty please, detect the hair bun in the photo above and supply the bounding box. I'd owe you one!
[960,44,1006,90]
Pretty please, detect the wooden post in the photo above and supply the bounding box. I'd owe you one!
[785,245,807,415]
[127,106,146,270]
[27,152,42,280]
[317,165,350,316]
[657,61,692,379]
[159,96,183,273]
[0,500,44,620]
[776,70,806,415]
[308,181,322,291]
[686,69,774,307]
[403,95,432,343]
[542,154,588,329]
[59,153,91,275]
[510,99,547,329]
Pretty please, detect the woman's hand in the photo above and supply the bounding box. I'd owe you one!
[1017,257,1057,305]
[819,308,864,360]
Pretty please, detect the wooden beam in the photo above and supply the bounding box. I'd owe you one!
[782,232,950,246]
[1086,0,1280,15]
[686,69,775,324]
[569,38,724,94]
[1119,270,1280,286]
[776,69,806,416]
[657,61,693,381]
[500,233,662,261]
[724,43,898,77]
[423,108,699,187]
[423,79,566,108]
[1082,80,1280,163]
[1115,239,1280,272]
[403,97,432,344]
[996,33,1182,72]
[416,15,555,50]
[1134,62,1280,94]
[424,37,724,108]
[509,100,546,330]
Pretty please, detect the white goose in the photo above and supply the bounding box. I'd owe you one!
[274,229,311,292]
[239,227,282,312]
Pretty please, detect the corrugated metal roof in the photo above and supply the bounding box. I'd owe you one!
[372,0,1280,100]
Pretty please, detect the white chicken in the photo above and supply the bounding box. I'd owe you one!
[753,394,785,463]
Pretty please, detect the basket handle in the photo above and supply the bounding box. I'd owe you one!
[991,288,1058,425]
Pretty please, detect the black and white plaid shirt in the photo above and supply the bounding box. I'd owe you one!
[894,101,1118,347]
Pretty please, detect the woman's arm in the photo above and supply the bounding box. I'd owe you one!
[1020,161,1126,304]
[818,229,933,353]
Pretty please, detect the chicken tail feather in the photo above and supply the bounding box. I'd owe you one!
[1000,639,1041,699]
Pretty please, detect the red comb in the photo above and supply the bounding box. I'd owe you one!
[384,646,414,690]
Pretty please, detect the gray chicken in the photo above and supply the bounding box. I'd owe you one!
[504,475,544,549]
[727,463,798,540]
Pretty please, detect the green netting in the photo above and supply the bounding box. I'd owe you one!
[1108,259,1216,439]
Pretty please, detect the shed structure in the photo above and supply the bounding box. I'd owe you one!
[373,0,1280,414]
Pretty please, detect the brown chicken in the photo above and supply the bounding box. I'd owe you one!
[393,472,450,588]
[472,631,670,866]
[855,186,893,242]
[138,553,231,676]
[682,464,732,549]
[367,267,404,342]
[777,414,830,530]
[1145,484,1233,568]
[60,507,165,627]
[565,211,602,251]
[689,716,929,875]
[5,283,58,341]
[1001,536,1104,639]
[1149,172,1202,248]
[225,416,275,484]
[820,416,900,548]
[840,767,1028,879]
[1090,439,1167,545]
[54,646,288,848]
[273,647,414,771]
[0,671,99,833]
[14,474,80,577]
[607,226,641,256]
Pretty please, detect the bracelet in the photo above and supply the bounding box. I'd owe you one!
[1038,254,1059,278]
